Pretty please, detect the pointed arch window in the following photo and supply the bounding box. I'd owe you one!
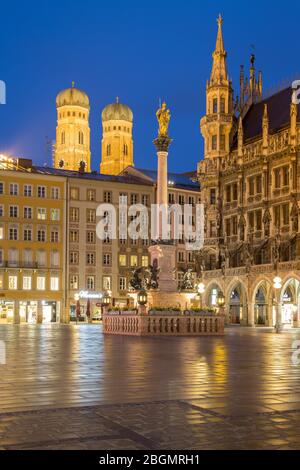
[220,97,225,113]
[61,132,65,145]
[123,144,128,156]
[79,131,84,145]
[106,144,111,156]
[213,98,218,114]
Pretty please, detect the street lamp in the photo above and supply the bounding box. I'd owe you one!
[102,291,111,308]
[217,292,225,308]
[273,276,282,333]
[197,282,205,309]
[137,289,148,306]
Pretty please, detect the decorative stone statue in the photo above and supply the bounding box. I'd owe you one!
[156,102,171,137]
[195,249,205,276]
[129,267,143,291]
[263,209,271,238]
[272,229,281,270]
[146,264,160,290]
[181,268,194,290]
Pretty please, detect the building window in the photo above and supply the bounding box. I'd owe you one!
[179,195,185,205]
[130,255,138,267]
[131,194,138,205]
[8,248,18,266]
[51,187,60,199]
[119,254,127,267]
[86,252,95,265]
[212,135,217,150]
[24,229,32,241]
[87,189,96,201]
[120,235,127,245]
[24,207,32,219]
[232,216,238,235]
[69,275,78,290]
[50,277,59,291]
[9,206,18,218]
[141,255,148,267]
[178,251,185,262]
[0,205,3,217]
[209,220,216,238]
[36,250,46,267]
[86,231,95,244]
[249,177,255,196]
[220,96,225,113]
[9,183,18,196]
[248,212,255,230]
[220,134,225,151]
[123,144,128,156]
[232,183,238,201]
[256,175,262,194]
[106,144,111,157]
[9,228,18,240]
[24,184,32,197]
[23,276,32,290]
[210,188,216,205]
[79,131,84,145]
[104,191,112,203]
[212,98,218,113]
[51,209,60,221]
[86,209,96,223]
[282,203,289,226]
[37,186,46,198]
[61,132,65,144]
[70,207,79,222]
[70,230,78,243]
[141,194,149,206]
[0,226,4,240]
[119,277,126,291]
[169,193,175,204]
[0,249,3,266]
[70,188,79,200]
[226,185,231,203]
[51,231,59,243]
[37,276,46,291]
[103,276,111,291]
[225,218,231,236]
[70,252,79,264]
[103,253,111,266]
[8,276,18,290]
[103,233,111,244]
[0,182,4,194]
[274,205,281,228]
[282,166,289,187]
[188,252,194,263]
[50,251,60,267]
[37,208,47,220]
[256,210,262,231]
[37,229,46,242]
[274,168,281,189]
[86,276,95,290]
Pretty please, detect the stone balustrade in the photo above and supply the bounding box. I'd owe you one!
[103,313,225,336]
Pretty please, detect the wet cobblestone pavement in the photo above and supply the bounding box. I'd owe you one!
[0,324,300,449]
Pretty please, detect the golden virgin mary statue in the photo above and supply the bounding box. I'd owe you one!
[156,102,171,137]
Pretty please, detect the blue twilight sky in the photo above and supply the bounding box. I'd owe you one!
[0,0,299,173]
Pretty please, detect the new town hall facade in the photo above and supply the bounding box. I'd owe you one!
[0,16,299,328]
[198,16,300,328]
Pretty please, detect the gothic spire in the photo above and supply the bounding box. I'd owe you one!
[210,14,228,84]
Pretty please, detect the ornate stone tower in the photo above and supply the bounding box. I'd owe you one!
[100,98,134,175]
[54,83,91,172]
[198,15,234,270]
[200,14,234,159]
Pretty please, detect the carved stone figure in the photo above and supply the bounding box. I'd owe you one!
[181,268,194,290]
[146,264,160,290]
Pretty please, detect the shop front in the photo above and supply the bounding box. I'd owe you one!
[0,299,60,323]
[70,291,103,322]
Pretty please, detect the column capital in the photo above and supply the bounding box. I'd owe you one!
[153,136,172,153]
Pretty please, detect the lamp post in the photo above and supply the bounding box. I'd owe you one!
[102,291,111,315]
[217,291,225,316]
[137,289,148,316]
[197,282,205,310]
[273,276,282,333]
